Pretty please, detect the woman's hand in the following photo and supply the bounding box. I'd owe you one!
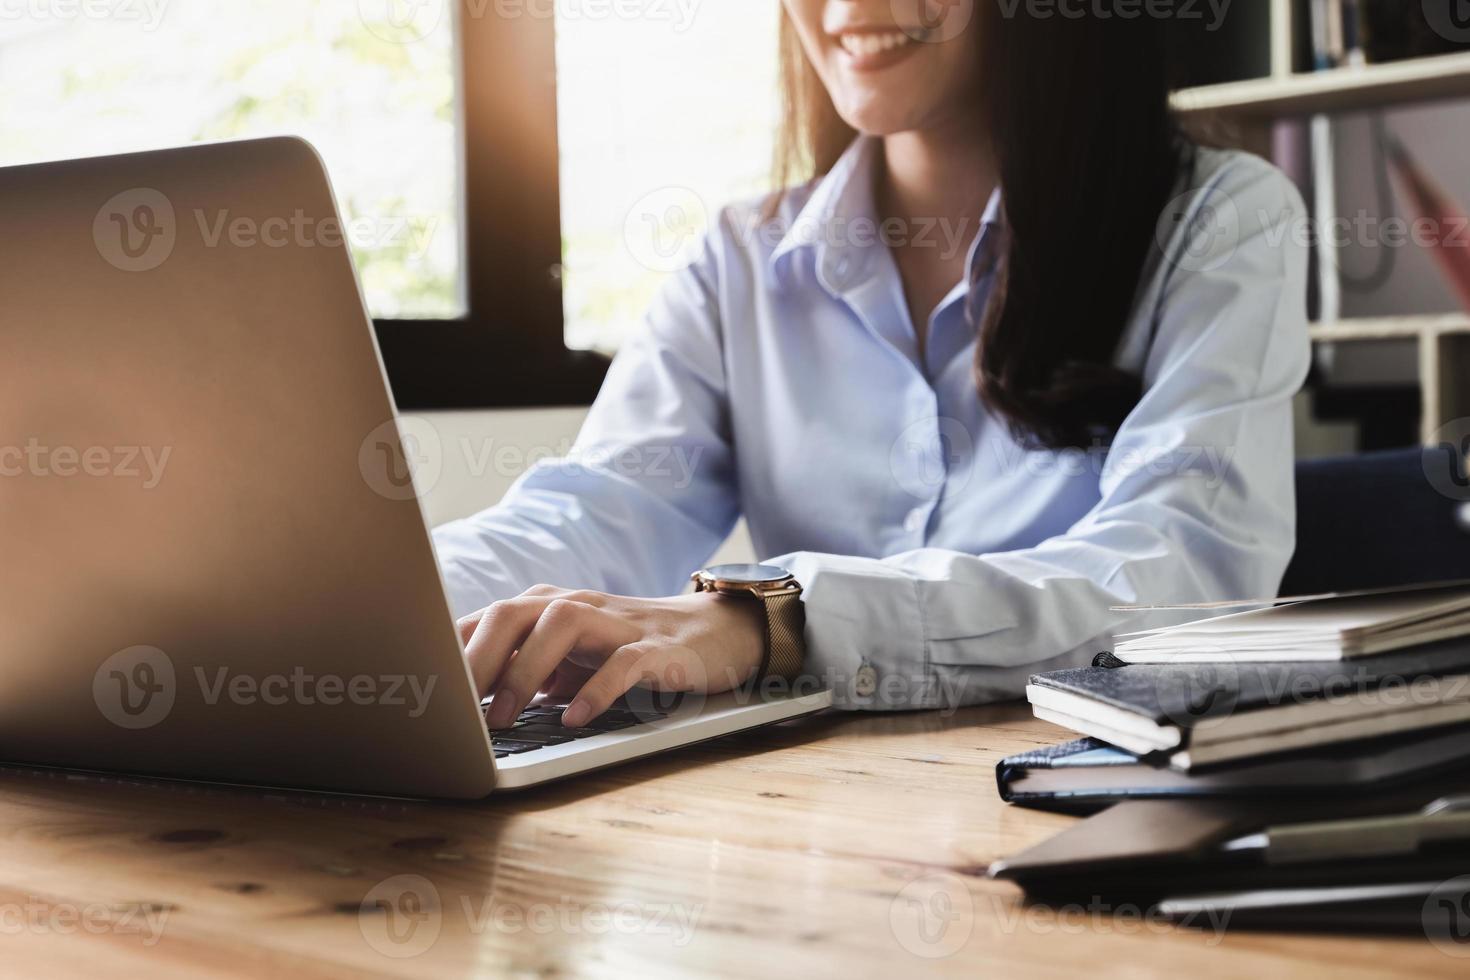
[458,585,766,729]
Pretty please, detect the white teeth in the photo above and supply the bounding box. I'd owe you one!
[838,31,914,58]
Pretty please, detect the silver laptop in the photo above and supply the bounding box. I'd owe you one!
[0,137,830,798]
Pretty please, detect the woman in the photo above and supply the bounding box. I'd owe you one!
[435,0,1309,730]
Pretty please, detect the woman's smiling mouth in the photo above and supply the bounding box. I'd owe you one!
[833,28,926,70]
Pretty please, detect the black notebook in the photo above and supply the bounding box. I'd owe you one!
[996,727,1470,812]
[1025,638,1470,769]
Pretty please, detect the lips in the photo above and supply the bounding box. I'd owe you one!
[831,27,926,70]
[837,30,916,57]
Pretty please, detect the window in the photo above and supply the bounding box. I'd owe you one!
[0,1,461,319]
[0,1,782,406]
[556,2,780,353]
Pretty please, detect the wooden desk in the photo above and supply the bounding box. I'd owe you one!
[0,705,1457,978]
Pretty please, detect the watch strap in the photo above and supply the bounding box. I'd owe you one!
[760,589,806,682]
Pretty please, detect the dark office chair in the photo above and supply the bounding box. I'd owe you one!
[1281,445,1470,596]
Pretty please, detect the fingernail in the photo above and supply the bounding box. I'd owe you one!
[562,699,590,728]
[486,694,516,730]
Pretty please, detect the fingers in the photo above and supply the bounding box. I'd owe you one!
[460,597,550,696]
[562,642,687,728]
[483,599,637,729]
[458,588,606,696]
[541,661,593,698]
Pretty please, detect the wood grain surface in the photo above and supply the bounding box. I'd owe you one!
[0,704,1458,978]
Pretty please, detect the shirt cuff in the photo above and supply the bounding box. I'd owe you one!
[770,552,943,711]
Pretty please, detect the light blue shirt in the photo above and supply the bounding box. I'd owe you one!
[433,137,1310,709]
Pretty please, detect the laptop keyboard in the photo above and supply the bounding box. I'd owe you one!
[484,698,668,758]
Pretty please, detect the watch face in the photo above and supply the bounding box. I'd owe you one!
[702,563,791,585]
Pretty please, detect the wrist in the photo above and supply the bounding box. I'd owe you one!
[690,563,807,683]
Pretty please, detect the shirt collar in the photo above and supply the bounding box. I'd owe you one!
[767,135,1005,292]
[768,136,880,284]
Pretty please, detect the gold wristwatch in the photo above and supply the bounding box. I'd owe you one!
[691,563,806,682]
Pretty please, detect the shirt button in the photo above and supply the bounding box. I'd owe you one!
[904,507,927,533]
[855,665,878,698]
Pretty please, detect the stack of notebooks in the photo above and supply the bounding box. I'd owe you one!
[989,583,1470,930]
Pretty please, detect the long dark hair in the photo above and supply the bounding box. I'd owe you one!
[773,6,1189,449]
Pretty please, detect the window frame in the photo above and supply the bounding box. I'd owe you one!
[375,1,608,410]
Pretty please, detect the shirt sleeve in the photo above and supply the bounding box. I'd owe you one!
[770,158,1312,710]
[431,233,740,618]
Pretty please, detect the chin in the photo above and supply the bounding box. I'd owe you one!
[832,97,930,139]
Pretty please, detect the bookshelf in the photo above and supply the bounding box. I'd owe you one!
[1172,51,1470,121]
[1309,315,1470,444]
[1169,1,1470,445]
